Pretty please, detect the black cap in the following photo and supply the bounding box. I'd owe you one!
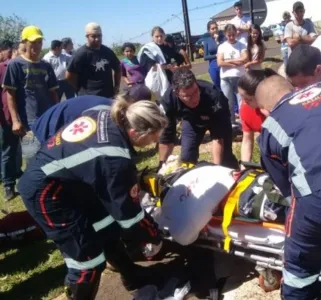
[293,1,304,11]
[286,44,321,77]
[128,84,152,102]
[234,1,243,8]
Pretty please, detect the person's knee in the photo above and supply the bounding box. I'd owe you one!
[282,268,320,300]
[66,261,105,285]
[282,277,320,300]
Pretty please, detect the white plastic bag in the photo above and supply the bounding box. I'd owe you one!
[145,64,169,99]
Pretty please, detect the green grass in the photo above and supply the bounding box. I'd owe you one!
[0,66,269,299]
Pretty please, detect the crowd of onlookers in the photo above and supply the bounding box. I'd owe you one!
[0,0,320,202]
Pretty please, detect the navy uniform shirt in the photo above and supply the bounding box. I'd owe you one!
[258,82,321,200]
[159,80,232,144]
[32,95,112,144]
[19,107,160,244]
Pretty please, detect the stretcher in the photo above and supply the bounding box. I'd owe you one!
[139,160,309,292]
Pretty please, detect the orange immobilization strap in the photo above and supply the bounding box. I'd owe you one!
[222,172,257,252]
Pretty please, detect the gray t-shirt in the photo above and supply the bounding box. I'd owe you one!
[3,56,58,129]
[284,19,317,56]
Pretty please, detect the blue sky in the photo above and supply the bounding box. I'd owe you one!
[2,0,233,48]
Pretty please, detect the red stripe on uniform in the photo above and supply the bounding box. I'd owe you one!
[77,270,87,284]
[52,185,63,200]
[39,181,56,228]
[286,196,296,238]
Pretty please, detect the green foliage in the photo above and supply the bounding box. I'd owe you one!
[0,14,27,43]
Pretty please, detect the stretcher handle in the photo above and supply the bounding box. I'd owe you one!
[239,161,262,170]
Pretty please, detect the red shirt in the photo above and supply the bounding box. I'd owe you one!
[0,59,11,125]
[240,102,266,133]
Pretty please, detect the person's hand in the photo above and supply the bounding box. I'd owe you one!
[293,33,301,40]
[12,120,26,136]
[127,82,134,87]
[114,86,120,95]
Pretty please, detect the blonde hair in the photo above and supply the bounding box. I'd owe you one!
[111,97,168,135]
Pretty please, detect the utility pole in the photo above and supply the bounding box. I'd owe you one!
[181,0,194,62]
[248,0,255,24]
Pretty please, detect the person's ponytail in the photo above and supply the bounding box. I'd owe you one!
[111,96,130,127]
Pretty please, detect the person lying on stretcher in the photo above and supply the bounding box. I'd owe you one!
[141,157,288,246]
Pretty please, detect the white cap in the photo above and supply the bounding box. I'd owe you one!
[85,22,102,35]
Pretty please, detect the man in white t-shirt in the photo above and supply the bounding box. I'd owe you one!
[43,40,74,100]
[230,1,252,46]
[284,1,317,57]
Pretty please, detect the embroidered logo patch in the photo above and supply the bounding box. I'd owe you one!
[130,184,140,204]
[289,87,321,109]
[62,117,97,142]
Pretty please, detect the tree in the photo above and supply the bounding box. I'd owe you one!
[0,14,27,43]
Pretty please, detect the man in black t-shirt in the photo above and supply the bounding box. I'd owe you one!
[159,69,238,169]
[66,23,121,98]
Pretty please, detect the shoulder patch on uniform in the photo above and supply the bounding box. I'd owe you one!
[61,116,97,143]
[97,110,109,143]
[289,87,321,109]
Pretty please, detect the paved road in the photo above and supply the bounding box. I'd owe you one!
[192,39,281,76]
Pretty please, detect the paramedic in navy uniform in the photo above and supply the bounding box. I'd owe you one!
[255,75,321,300]
[32,84,152,145]
[18,99,168,299]
[159,68,238,168]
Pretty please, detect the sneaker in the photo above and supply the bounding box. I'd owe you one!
[4,187,16,201]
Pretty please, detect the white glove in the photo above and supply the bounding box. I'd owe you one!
[142,241,163,259]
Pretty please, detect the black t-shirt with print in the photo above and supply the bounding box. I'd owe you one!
[68,45,120,98]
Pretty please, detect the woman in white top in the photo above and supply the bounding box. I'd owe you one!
[244,24,266,71]
[217,24,248,125]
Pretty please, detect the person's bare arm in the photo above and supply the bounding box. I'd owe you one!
[65,71,78,90]
[231,50,249,66]
[159,143,175,163]
[179,49,192,69]
[245,47,265,69]
[217,53,237,67]
[241,131,254,162]
[212,139,224,165]
[301,34,317,45]
[7,89,25,136]
[285,37,301,49]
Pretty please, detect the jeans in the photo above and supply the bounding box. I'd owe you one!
[221,77,240,124]
[281,48,289,67]
[21,131,41,165]
[0,123,22,187]
[58,80,76,100]
[208,60,221,91]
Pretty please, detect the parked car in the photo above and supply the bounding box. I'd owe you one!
[261,26,273,41]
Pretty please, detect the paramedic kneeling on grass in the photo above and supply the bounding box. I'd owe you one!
[255,75,321,300]
[18,100,168,299]
[158,68,238,168]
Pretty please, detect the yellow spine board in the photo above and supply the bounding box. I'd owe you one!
[222,172,258,252]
